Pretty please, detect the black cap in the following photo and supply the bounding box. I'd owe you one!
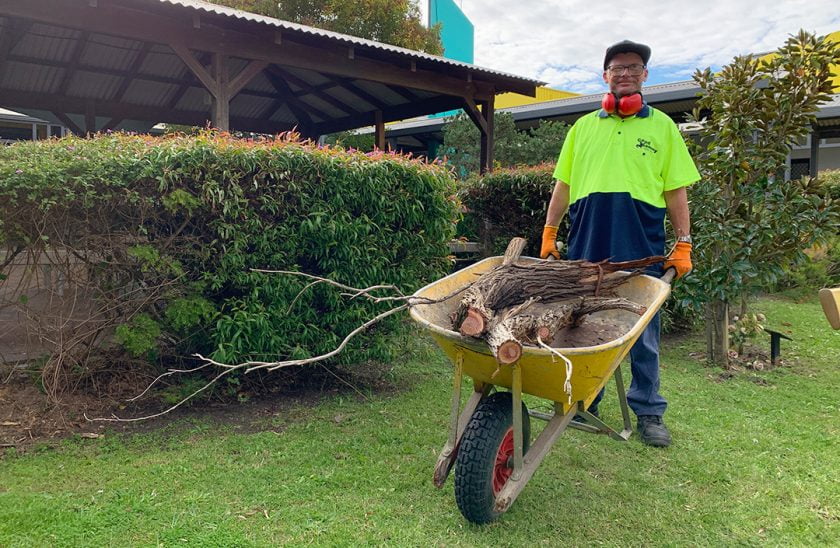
[604,40,651,70]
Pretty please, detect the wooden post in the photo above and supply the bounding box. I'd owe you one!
[84,100,96,135]
[211,52,230,131]
[374,109,385,150]
[479,94,495,174]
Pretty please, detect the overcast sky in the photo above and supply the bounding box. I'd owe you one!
[419,1,840,94]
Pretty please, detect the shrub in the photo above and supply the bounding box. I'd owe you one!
[458,164,567,257]
[441,112,568,178]
[0,132,458,396]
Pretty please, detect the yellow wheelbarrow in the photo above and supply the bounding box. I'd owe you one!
[409,255,674,523]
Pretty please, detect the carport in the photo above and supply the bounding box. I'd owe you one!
[0,0,540,172]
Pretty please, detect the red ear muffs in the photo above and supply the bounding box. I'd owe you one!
[601,92,644,116]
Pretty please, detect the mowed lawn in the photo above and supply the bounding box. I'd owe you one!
[1,296,838,546]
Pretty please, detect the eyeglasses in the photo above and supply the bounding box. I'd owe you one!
[607,64,646,76]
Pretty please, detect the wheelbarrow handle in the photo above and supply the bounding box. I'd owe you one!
[545,255,676,284]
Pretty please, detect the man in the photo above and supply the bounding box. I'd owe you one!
[540,40,699,447]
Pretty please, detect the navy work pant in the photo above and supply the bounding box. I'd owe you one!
[589,311,667,417]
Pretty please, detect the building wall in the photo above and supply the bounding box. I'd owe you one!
[429,0,474,63]
[0,110,65,143]
[790,136,840,172]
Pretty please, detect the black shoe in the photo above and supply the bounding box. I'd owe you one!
[637,415,671,447]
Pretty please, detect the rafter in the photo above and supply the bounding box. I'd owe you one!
[4,52,278,100]
[3,87,294,134]
[51,111,82,135]
[57,30,89,94]
[314,94,465,135]
[263,67,316,132]
[0,19,33,76]
[272,66,356,116]
[111,41,152,102]
[336,78,388,110]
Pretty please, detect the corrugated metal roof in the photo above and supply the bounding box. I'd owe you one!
[0,61,64,94]
[15,23,78,62]
[155,0,542,85]
[122,79,179,106]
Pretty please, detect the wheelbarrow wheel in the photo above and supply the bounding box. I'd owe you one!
[454,391,530,524]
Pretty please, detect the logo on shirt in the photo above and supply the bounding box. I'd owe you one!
[636,138,658,154]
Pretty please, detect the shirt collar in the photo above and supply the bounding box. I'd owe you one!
[598,103,650,118]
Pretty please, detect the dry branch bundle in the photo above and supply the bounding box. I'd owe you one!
[452,238,659,363]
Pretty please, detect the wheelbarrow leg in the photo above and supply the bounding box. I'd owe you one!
[612,365,634,441]
[511,361,524,480]
[494,400,578,514]
[564,365,633,441]
[434,350,490,487]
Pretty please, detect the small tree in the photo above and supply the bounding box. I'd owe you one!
[679,30,840,365]
[209,0,442,54]
[441,112,568,177]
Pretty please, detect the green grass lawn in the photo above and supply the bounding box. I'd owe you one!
[1,296,838,546]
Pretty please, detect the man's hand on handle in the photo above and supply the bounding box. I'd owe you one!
[663,241,692,279]
[540,225,561,260]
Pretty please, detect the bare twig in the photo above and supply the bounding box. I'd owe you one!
[126,361,216,402]
[318,364,370,402]
[85,367,237,423]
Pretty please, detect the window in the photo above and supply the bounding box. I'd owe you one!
[790,159,810,180]
[0,121,34,141]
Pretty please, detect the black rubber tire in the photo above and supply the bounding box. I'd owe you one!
[454,391,531,524]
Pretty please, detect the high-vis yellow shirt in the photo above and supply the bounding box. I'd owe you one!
[553,105,700,263]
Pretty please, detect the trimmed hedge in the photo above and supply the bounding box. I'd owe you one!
[459,163,567,257]
[0,132,458,379]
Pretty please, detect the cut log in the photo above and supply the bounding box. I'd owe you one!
[486,320,523,364]
[459,308,487,337]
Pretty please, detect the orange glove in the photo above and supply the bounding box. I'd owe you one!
[663,241,692,279]
[540,225,561,260]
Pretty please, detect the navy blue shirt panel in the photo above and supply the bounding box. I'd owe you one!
[566,192,666,268]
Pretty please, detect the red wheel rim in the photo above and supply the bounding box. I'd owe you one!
[492,427,515,495]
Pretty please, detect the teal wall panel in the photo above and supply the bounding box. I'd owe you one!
[429,0,474,63]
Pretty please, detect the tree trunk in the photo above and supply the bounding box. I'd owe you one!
[705,299,729,366]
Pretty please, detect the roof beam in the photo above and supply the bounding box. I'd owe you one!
[314,94,465,135]
[4,52,279,100]
[57,30,89,94]
[170,43,219,97]
[263,67,317,132]
[0,0,506,99]
[336,78,388,111]
[166,51,211,110]
[0,19,33,76]
[385,84,420,102]
[271,66,357,116]
[51,111,83,135]
[111,41,152,102]
[227,59,268,98]
[463,96,488,134]
[0,87,294,134]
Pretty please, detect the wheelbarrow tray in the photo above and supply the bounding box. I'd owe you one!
[410,255,671,413]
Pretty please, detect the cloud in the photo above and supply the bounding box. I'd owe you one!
[448,0,840,93]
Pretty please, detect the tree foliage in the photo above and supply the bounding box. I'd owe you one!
[671,30,840,363]
[441,112,568,177]
[209,0,442,54]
